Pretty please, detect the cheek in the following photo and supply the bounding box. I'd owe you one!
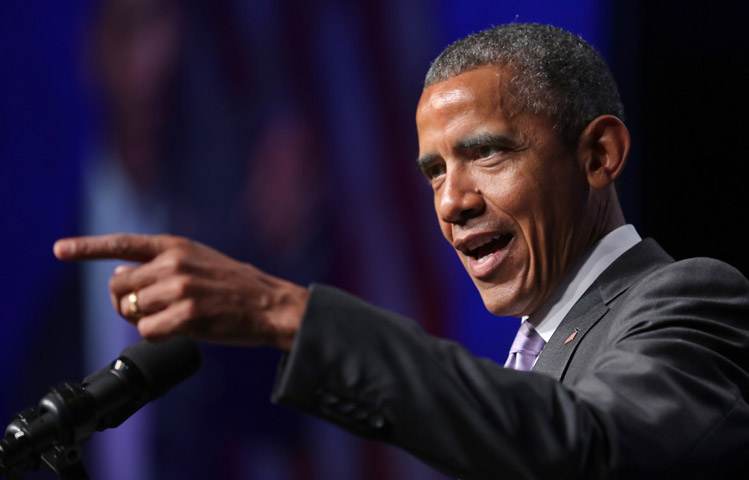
[475,166,537,224]
[478,168,548,271]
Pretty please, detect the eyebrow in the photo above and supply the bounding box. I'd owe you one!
[457,132,517,150]
[416,154,438,172]
[416,132,518,171]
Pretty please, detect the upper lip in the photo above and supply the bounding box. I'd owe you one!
[453,231,511,256]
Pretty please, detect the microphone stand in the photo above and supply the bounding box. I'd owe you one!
[1,337,201,479]
[0,391,90,480]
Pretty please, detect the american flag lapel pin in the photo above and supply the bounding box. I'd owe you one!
[564,328,580,345]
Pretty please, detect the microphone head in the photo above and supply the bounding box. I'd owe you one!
[119,337,202,399]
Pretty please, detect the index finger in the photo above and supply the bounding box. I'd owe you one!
[53,233,179,262]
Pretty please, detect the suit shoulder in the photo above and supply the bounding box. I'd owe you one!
[605,255,749,343]
[632,256,749,298]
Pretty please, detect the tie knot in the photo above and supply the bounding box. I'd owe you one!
[508,321,546,356]
[504,322,546,371]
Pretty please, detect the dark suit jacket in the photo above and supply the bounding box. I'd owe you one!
[273,239,749,479]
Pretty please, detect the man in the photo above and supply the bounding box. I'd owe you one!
[54,24,749,479]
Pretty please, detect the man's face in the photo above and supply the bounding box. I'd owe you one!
[416,65,590,317]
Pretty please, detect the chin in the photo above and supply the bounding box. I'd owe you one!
[477,286,525,318]
[468,253,533,317]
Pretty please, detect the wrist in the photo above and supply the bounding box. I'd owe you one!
[270,281,309,352]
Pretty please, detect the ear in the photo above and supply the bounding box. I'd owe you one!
[577,115,630,190]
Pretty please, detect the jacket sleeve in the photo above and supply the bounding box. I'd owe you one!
[271,259,749,480]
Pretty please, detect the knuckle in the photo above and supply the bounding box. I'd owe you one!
[138,316,174,342]
[160,254,179,272]
[107,234,129,256]
[109,274,126,295]
[171,275,193,298]
[160,234,190,250]
[161,249,189,272]
[138,322,160,341]
[182,298,199,319]
[117,302,127,319]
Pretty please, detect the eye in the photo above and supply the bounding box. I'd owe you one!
[421,162,446,181]
[476,145,503,158]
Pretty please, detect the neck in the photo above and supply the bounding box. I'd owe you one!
[585,186,626,246]
[553,187,625,306]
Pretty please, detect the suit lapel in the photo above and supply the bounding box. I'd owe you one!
[532,290,608,380]
[531,238,673,381]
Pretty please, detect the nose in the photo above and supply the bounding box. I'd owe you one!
[436,169,485,224]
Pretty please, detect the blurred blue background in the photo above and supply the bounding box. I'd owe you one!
[2,0,747,478]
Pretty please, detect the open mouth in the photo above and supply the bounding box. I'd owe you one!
[466,233,513,262]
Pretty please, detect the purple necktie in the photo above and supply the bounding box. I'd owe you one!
[504,321,546,371]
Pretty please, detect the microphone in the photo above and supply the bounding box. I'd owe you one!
[0,337,201,476]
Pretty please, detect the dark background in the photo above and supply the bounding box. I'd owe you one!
[638,2,749,274]
[1,1,747,479]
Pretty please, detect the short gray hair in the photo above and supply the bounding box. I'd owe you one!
[425,23,624,146]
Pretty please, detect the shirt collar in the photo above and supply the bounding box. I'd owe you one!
[525,224,642,342]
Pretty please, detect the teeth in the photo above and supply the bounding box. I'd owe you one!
[476,253,492,264]
[464,235,501,251]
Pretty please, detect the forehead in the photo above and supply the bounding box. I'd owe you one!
[418,65,510,117]
[416,65,525,144]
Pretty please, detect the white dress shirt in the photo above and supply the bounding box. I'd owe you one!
[525,224,642,342]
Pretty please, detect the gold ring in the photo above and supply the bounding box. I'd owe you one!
[128,292,141,316]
